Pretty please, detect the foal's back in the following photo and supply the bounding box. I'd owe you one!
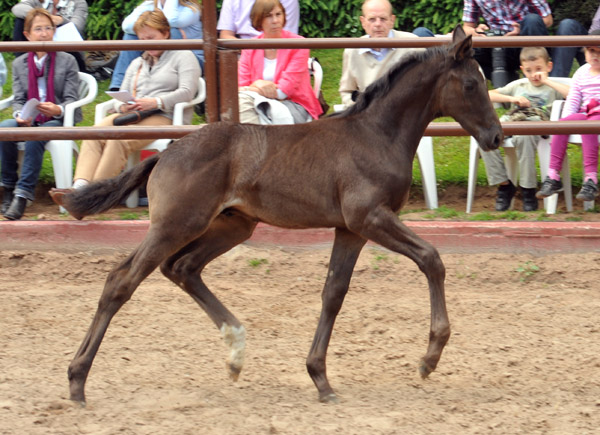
[149,118,403,229]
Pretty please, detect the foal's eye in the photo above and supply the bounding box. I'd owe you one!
[464,80,476,92]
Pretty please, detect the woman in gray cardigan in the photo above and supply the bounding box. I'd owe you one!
[71,9,200,189]
[1,8,81,220]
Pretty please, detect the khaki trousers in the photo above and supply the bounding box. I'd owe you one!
[74,113,173,182]
[238,92,260,124]
[480,134,540,189]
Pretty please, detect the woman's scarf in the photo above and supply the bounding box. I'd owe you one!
[27,51,56,124]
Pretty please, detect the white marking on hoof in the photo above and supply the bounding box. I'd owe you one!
[220,323,246,381]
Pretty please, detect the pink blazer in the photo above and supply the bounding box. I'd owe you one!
[238,30,323,120]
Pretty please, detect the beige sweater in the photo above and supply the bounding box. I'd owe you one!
[339,30,424,108]
[118,50,201,124]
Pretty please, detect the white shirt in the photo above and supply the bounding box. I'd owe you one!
[217,0,299,39]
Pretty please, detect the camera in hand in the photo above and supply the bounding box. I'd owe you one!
[486,29,510,88]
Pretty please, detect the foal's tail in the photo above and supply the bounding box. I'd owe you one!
[49,154,161,220]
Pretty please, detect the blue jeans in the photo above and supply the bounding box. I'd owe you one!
[0,118,62,201]
[413,27,435,37]
[550,19,587,77]
[109,30,205,90]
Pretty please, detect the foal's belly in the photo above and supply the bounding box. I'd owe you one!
[224,190,346,230]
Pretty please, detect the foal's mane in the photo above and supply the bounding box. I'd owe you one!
[332,45,449,118]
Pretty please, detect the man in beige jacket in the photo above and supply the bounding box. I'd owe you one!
[339,0,423,108]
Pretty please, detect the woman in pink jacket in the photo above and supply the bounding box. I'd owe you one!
[237,0,322,124]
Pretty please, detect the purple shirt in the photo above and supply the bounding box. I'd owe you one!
[462,0,551,33]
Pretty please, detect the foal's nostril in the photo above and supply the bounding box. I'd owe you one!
[493,132,503,149]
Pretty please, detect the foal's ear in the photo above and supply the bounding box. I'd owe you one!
[450,24,473,61]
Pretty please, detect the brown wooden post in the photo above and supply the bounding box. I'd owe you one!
[202,0,219,122]
[218,49,240,122]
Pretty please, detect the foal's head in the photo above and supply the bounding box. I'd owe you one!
[434,26,503,151]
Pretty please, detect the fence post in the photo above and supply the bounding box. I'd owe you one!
[218,49,240,122]
[202,0,219,123]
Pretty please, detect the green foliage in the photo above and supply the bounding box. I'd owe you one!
[299,0,364,38]
[0,3,14,42]
[248,258,268,267]
[86,0,139,40]
[395,0,463,35]
[552,0,597,30]
[515,261,540,282]
[424,205,461,219]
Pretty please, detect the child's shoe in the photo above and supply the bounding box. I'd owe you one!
[521,187,538,211]
[575,179,599,201]
[495,181,516,211]
[536,177,563,198]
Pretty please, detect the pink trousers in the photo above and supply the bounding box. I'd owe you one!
[549,112,600,175]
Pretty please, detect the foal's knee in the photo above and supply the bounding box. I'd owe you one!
[160,257,203,287]
[420,246,445,279]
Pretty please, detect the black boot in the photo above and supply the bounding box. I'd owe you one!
[3,196,27,220]
[521,187,539,212]
[495,180,516,211]
[1,188,14,215]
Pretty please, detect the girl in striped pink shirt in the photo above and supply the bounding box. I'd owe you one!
[537,30,600,202]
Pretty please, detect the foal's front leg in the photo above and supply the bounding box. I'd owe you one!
[352,206,451,379]
[306,228,366,403]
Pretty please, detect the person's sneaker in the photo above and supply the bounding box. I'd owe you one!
[536,177,563,198]
[521,187,539,212]
[575,179,599,201]
[495,181,517,211]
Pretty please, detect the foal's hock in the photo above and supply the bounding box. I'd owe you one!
[54,26,502,404]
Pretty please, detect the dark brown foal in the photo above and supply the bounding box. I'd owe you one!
[53,26,502,404]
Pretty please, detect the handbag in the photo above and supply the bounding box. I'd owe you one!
[113,109,161,126]
[112,62,161,126]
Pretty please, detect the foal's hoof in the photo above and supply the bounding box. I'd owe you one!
[228,363,242,381]
[319,393,339,404]
[68,397,86,408]
[418,359,434,379]
[48,188,73,206]
[49,188,84,220]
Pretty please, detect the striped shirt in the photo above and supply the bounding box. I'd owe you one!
[563,63,600,117]
[462,0,551,33]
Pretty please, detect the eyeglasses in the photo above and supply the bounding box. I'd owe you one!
[32,26,54,34]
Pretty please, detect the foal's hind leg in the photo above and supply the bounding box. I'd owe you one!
[68,228,202,404]
[350,206,451,379]
[306,228,367,403]
[160,212,257,381]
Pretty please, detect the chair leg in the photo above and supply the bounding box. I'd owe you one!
[416,137,438,210]
[536,137,552,212]
[46,140,75,213]
[561,155,573,212]
[466,137,481,213]
[125,151,141,208]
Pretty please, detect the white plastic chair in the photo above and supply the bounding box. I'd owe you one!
[0,72,98,212]
[466,77,572,213]
[308,57,323,99]
[543,99,594,214]
[94,77,206,208]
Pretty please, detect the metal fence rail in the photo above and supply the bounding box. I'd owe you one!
[1,0,600,137]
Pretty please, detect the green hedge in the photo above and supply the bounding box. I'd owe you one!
[0,0,592,41]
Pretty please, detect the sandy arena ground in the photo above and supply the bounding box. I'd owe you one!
[1,243,599,434]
